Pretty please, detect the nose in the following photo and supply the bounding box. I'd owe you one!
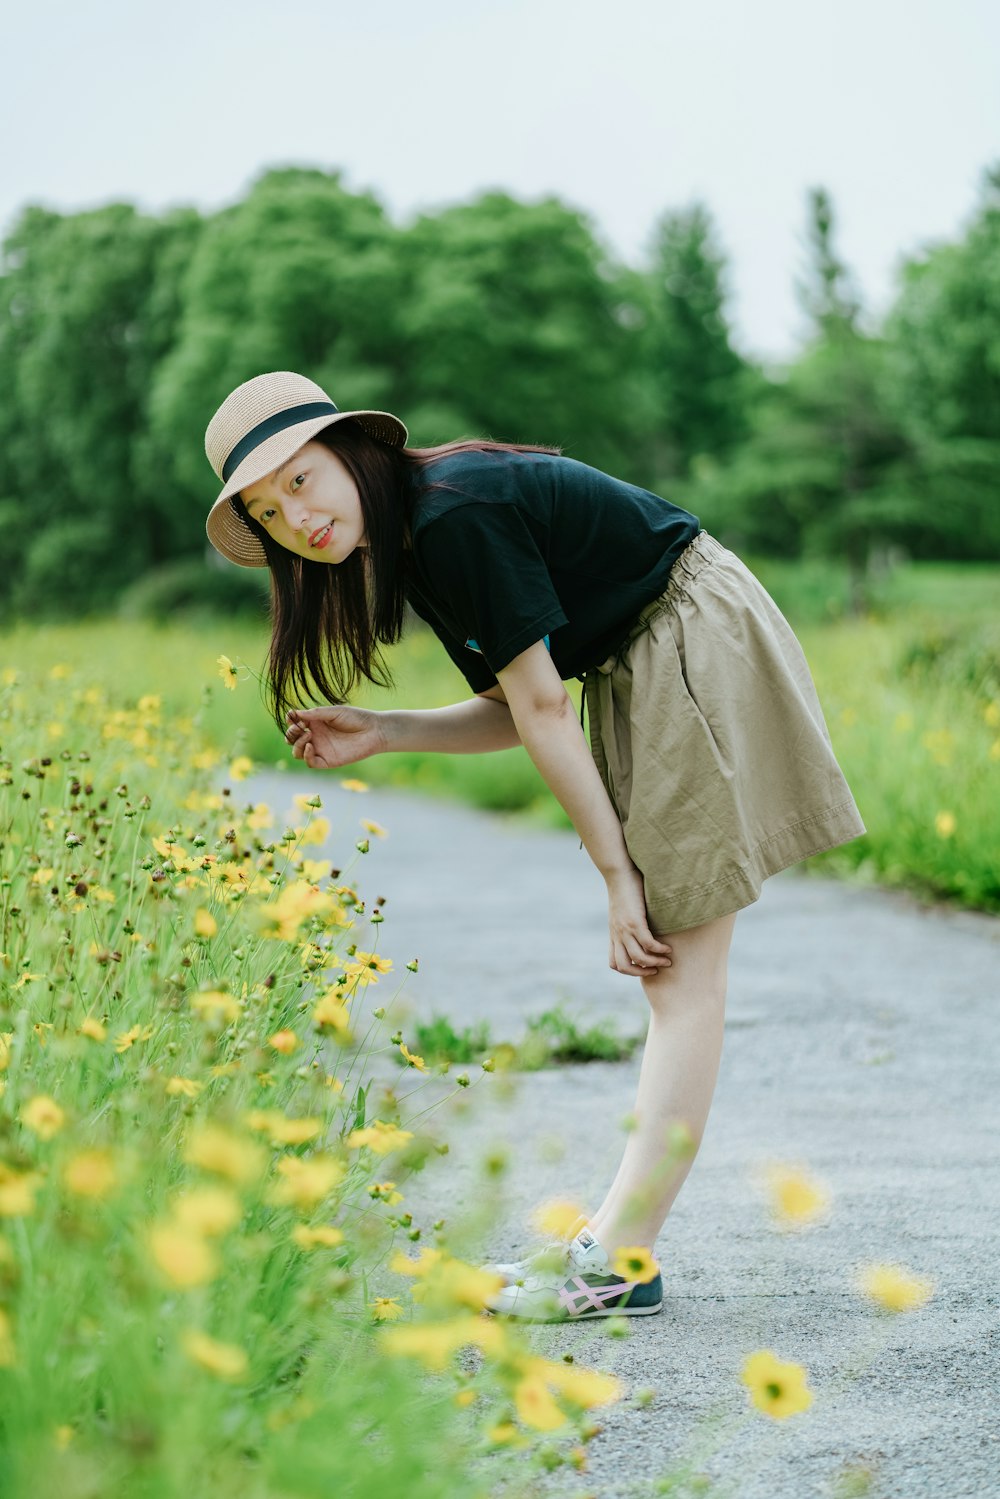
[282,496,312,534]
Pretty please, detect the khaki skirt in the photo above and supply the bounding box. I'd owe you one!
[581,530,866,935]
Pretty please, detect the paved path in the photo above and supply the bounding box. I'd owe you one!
[253,771,1000,1499]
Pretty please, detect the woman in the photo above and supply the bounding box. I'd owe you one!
[204,370,866,1324]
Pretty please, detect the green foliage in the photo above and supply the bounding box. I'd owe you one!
[407,1015,494,1067]
[516,1006,642,1069]
[118,558,271,623]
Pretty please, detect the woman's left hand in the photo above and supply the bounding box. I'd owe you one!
[605,863,673,975]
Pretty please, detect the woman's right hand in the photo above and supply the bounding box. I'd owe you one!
[284,705,388,770]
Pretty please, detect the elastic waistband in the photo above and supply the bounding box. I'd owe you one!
[596,529,723,674]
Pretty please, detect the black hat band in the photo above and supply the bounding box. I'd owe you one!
[222,400,339,483]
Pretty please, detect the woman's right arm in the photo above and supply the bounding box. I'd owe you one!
[285,692,521,768]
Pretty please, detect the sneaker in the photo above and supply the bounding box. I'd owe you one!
[482,1237,577,1286]
[484,1227,663,1322]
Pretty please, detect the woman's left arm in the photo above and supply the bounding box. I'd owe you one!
[497,642,673,974]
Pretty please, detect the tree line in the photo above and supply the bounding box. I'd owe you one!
[1,162,998,618]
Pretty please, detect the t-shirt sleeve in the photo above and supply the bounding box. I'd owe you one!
[407,594,500,694]
[415,503,569,675]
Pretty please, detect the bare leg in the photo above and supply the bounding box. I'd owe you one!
[585,910,736,1257]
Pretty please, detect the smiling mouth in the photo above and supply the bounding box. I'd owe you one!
[308,523,333,549]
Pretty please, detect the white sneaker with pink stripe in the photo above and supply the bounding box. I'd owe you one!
[484,1228,663,1322]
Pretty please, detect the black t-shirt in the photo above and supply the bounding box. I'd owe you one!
[402,449,701,693]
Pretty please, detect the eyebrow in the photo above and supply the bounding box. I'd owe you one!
[245,458,293,514]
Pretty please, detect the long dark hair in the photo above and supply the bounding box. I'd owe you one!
[230,420,560,730]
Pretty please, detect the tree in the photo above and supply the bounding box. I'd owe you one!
[395,192,648,479]
[879,163,1000,560]
[0,202,201,614]
[637,201,751,487]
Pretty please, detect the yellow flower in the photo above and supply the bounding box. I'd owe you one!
[165,1076,204,1099]
[410,1258,505,1313]
[114,1024,154,1054]
[368,1180,403,1205]
[399,1043,427,1072]
[344,950,393,984]
[0,1033,13,1071]
[31,867,55,886]
[172,1185,243,1237]
[313,990,353,1039]
[370,1298,406,1322]
[856,1262,934,1313]
[762,1163,831,1226]
[63,1150,118,1199]
[486,1421,530,1449]
[360,819,388,838]
[251,880,344,942]
[984,702,1000,728]
[267,1154,345,1208]
[0,1168,42,1217]
[291,1223,345,1250]
[149,1223,220,1287]
[216,655,238,691]
[389,1247,444,1278]
[49,663,72,680]
[189,989,242,1025]
[380,1313,504,1371]
[339,779,369,793]
[532,1357,623,1410]
[181,1328,248,1380]
[229,755,253,782]
[21,1095,66,1141]
[0,1307,15,1368]
[990,739,1000,761]
[514,1373,568,1430]
[934,810,956,839]
[531,1199,589,1241]
[610,1245,660,1284]
[184,1124,266,1184]
[79,1017,107,1042]
[268,1029,299,1056]
[194,909,218,939]
[347,1120,415,1155]
[297,817,330,847]
[892,711,914,734]
[298,857,329,882]
[741,1350,814,1419]
[137,693,161,713]
[244,1110,323,1146]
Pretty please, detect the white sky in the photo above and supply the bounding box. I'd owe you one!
[3,0,998,366]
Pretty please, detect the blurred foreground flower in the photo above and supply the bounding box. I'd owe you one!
[741,1350,814,1419]
[21,1094,66,1141]
[181,1328,248,1380]
[531,1199,588,1241]
[761,1163,831,1227]
[856,1262,934,1312]
[610,1246,659,1284]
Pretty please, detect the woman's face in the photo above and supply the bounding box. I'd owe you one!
[239,440,366,563]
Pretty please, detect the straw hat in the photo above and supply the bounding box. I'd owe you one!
[204,370,408,567]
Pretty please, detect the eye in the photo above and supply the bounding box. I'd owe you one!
[290,473,306,492]
[259,507,276,523]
